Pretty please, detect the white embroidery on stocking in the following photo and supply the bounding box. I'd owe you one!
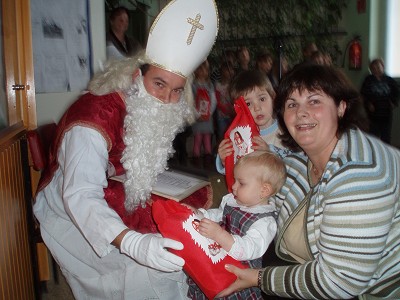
[182,214,227,264]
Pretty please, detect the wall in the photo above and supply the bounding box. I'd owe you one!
[36,0,166,126]
[36,0,106,125]
[338,0,370,89]
[118,0,164,27]
[214,1,348,69]
[35,0,399,147]
[340,0,400,148]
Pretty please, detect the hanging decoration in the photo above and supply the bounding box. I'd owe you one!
[348,37,362,70]
[357,0,366,14]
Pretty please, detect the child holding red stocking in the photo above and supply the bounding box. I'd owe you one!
[216,70,291,175]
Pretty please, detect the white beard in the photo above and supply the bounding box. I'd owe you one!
[121,75,192,212]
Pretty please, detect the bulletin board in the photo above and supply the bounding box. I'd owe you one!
[31,0,91,93]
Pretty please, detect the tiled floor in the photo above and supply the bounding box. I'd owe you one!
[40,263,74,300]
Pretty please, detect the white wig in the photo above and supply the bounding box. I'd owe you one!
[88,51,196,124]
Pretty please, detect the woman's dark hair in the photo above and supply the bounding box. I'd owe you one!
[275,64,368,151]
[109,6,130,22]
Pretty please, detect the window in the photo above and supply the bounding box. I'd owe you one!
[386,0,400,77]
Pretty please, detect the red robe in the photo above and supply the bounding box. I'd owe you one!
[38,92,212,233]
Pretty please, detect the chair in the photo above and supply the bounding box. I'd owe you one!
[27,123,57,172]
[26,123,59,289]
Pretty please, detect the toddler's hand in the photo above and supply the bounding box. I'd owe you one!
[198,218,222,240]
[218,139,233,165]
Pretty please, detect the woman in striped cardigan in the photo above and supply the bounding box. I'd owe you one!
[218,64,400,299]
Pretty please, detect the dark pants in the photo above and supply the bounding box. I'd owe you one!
[369,115,393,145]
[173,127,191,161]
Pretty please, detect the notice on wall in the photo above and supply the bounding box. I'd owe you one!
[31,0,91,93]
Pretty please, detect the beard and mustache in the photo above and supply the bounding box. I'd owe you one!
[121,75,193,212]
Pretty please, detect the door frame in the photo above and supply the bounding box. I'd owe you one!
[2,0,36,129]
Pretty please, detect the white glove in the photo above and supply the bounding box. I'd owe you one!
[120,231,185,272]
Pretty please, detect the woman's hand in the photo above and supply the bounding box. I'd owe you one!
[252,136,269,151]
[215,265,260,298]
[218,139,233,165]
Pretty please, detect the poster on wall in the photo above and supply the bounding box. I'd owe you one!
[31,0,91,93]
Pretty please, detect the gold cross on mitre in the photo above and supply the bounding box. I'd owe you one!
[186,13,204,45]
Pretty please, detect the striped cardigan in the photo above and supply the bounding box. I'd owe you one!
[263,129,400,299]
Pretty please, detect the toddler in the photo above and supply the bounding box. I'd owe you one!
[187,151,287,299]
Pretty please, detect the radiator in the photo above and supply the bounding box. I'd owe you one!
[0,123,35,300]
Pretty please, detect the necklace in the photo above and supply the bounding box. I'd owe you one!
[309,161,323,184]
[312,165,320,176]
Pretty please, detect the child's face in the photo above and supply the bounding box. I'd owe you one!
[221,66,234,81]
[238,48,250,64]
[232,164,269,207]
[244,86,274,130]
[257,58,273,73]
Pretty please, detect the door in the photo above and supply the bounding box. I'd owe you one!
[2,0,36,129]
[0,0,38,299]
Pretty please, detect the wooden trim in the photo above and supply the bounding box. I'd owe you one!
[2,0,18,125]
[0,121,35,300]
[20,0,37,130]
[2,0,37,129]
[0,121,26,150]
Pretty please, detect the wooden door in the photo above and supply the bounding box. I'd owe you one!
[2,0,36,128]
[0,0,38,299]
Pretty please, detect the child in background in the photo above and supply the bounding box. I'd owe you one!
[216,70,290,174]
[187,151,287,299]
[269,56,289,92]
[255,51,274,78]
[236,46,251,73]
[211,49,237,85]
[215,61,235,142]
[192,59,217,158]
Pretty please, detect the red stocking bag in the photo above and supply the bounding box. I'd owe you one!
[152,200,246,300]
[195,88,211,121]
[224,96,260,192]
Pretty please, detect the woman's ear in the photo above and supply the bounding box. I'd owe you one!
[338,100,347,118]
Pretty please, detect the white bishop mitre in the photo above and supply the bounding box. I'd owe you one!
[145,0,219,78]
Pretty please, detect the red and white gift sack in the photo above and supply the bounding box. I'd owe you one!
[224,96,260,192]
[152,200,246,299]
[195,88,212,121]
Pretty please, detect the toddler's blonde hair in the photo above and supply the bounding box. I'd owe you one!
[235,150,286,195]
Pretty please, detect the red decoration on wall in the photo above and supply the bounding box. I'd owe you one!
[357,0,366,14]
[349,39,362,70]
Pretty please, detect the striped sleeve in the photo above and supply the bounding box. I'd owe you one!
[265,131,400,299]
